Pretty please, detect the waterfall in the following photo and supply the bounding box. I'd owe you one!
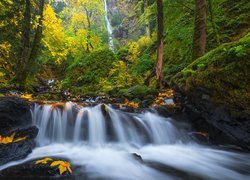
[103,0,114,51]
[1,102,250,180]
[32,102,186,146]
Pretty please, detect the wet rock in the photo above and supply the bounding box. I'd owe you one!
[0,97,32,134]
[0,158,72,178]
[145,161,204,179]
[0,126,38,166]
[174,89,250,149]
[131,153,143,163]
[153,105,183,119]
[141,99,154,108]
[100,104,109,117]
[188,132,210,144]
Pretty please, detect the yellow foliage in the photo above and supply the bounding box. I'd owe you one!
[137,36,152,48]
[0,132,27,144]
[128,42,140,62]
[43,4,68,64]
[36,158,53,165]
[0,133,15,144]
[123,99,139,108]
[109,61,133,88]
[72,13,88,29]
[35,158,73,175]
[152,89,175,107]
[21,94,33,101]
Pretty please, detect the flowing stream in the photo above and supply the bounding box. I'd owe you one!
[103,0,114,51]
[0,102,250,179]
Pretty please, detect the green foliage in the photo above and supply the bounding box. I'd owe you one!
[197,63,206,71]
[227,45,247,58]
[109,61,133,89]
[35,93,62,101]
[132,54,154,76]
[63,49,117,93]
[171,33,250,112]
[1,0,249,101]
[115,85,157,100]
[111,12,123,26]
[117,46,129,61]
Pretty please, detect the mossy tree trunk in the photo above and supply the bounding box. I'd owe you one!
[16,0,45,88]
[192,0,207,60]
[85,8,94,53]
[15,0,31,85]
[145,0,166,87]
[155,0,164,81]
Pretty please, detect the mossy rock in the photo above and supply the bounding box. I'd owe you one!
[34,93,62,101]
[116,85,157,100]
[171,32,250,113]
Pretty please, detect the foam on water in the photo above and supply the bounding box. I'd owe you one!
[0,102,249,179]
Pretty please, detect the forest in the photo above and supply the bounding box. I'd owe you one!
[0,0,249,179]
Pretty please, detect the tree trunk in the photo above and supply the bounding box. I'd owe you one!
[27,0,45,65]
[85,8,93,53]
[17,0,45,87]
[155,0,164,81]
[192,0,207,60]
[15,0,31,82]
[144,0,165,86]
[208,0,220,46]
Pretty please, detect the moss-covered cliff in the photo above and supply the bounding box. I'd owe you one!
[171,32,250,113]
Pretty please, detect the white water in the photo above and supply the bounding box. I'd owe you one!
[103,0,114,51]
[1,102,250,179]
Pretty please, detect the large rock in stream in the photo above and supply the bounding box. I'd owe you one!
[174,89,250,150]
[0,96,32,134]
[0,157,73,179]
[0,97,39,165]
[0,126,38,166]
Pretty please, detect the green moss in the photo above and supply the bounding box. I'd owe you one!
[113,85,157,100]
[197,63,207,71]
[63,48,117,94]
[171,32,250,112]
[34,93,62,101]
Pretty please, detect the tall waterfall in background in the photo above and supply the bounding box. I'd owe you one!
[104,0,114,51]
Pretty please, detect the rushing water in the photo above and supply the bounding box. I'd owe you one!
[103,0,114,51]
[1,102,250,179]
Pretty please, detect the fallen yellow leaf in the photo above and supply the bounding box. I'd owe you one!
[0,133,16,144]
[67,166,73,174]
[59,165,67,175]
[13,136,28,143]
[50,160,72,175]
[0,132,28,144]
[36,158,53,165]
[21,94,33,100]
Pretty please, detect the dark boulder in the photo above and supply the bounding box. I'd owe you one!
[145,161,203,179]
[0,126,38,166]
[0,157,72,178]
[174,89,250,150]
[0,96,32,134]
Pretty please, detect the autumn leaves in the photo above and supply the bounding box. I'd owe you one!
[0,131,73,176]
[0,132,27,145]
[36,158,73,175]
